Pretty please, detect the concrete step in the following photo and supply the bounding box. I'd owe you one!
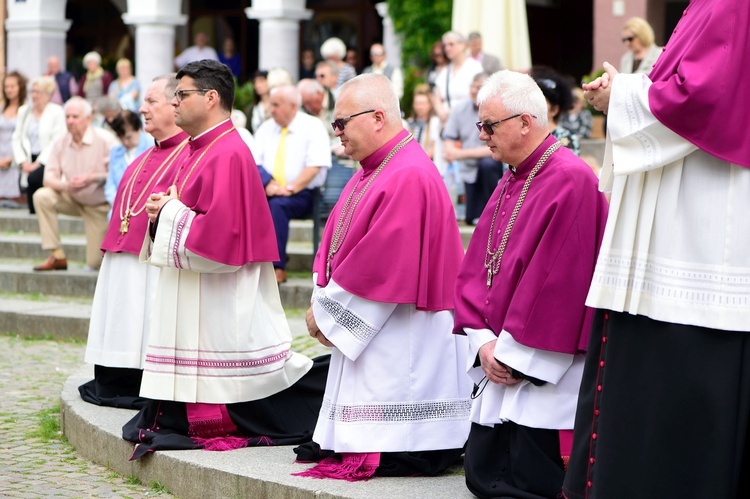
[0,209,323,245]
[0,294,91,339]
[0,271,316,341]
[0,209,476,254]
[61,365,471,499]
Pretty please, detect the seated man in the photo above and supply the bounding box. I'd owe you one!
[253,84,331,283]
[33,96,117,271]
[297,74,472,480]
[124,60,326,459]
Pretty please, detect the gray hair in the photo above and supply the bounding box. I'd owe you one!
[30,75,56,96]
[82,51,101,66]
[442,31,466,44]
[316,60,339,76]
[96,96,122,113]
[270,84,302,107]
[468,32,482,41]
[297,78,325,96]
[152,73,178,99]
[477,70,549,130]
[320,37,347,60]
[64,96,93,117]
[337,73,401,127]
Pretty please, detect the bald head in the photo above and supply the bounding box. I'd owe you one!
[333,74,404,161]
[337,73,401,128]
[269,84,301,128]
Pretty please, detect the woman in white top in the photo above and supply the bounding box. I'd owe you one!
[433,31,484,123]
[12,76,66,214]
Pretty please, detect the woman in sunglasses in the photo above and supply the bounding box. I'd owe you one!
[619,17,662,75]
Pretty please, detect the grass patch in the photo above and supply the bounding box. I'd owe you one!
[26,404,62,442]
[125,475,142,486]
[150,481,170,494]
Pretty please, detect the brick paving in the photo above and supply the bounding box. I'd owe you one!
[0,334,173,498]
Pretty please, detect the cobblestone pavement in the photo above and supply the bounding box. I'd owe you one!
[0,334,173,498]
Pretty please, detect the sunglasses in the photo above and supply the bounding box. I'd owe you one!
[475,113,535,135]
[331,109,375,132]
[622,36,635,43]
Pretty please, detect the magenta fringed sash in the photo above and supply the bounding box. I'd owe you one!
[559,429,573,470]
[294,452,381,481]
[187,403,248,451]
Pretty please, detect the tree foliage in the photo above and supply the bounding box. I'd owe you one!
[387,0,452,69]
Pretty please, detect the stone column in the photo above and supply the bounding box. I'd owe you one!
[245,0,313,82]
[5,0,71,79]
[122,0,186,96]
[375,2,402,69]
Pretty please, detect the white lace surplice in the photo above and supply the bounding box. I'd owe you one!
[311,277,472,453]
[138,200,312,404]
[588,73,750,332]
[85,251,158,368]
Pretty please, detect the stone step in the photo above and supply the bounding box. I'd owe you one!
[0,210,323,245]
[61,365,471,499]
[0,234,317,272]
[0,209,476,251]
[0,295,91,340]
[0,270,316,341]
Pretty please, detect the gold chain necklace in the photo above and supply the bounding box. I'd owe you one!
[118,139,189,234]
[172,127,235,199]
[326,133,413,280]
[484,141,562,287]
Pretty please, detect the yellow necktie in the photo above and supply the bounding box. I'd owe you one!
[273,127,289,186]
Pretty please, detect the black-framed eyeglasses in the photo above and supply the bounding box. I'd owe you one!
[173,88,212,102]
[621,36,635,43]
[476,113,534,135]
[331,109,376,132]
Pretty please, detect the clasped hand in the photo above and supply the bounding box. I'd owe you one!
[145,185,178,223]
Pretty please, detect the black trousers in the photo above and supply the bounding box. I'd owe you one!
[464,157,504,224]
[465,421,565,499]
[564,310,750,499]
[26,162,44,214]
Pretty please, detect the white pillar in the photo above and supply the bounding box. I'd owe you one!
[5,0,71,79]
[245,0,313,82]
[122,0,186,96]
[375,2,402,69]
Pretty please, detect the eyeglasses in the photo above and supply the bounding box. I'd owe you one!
[622,36,635,43]
[331,109,376,132]
[475,113,534,135]
[173,88,212,102]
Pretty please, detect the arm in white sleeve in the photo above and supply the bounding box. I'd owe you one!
[139,199,240,273]
[600,73,699,191]
[493,330,574,384]
[311,277,397,362]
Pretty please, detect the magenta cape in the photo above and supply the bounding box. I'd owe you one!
[174,119,278,265]
[313,129,463,312]
[102,131,190,255]
[453,135,609,355]
[648,0,750,167]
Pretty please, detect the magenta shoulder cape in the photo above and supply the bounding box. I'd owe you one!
[453,135,609,355]
[102,131,190,255]
[175,119,278,265]
[648,0,750,167]
[313,129,463,312]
